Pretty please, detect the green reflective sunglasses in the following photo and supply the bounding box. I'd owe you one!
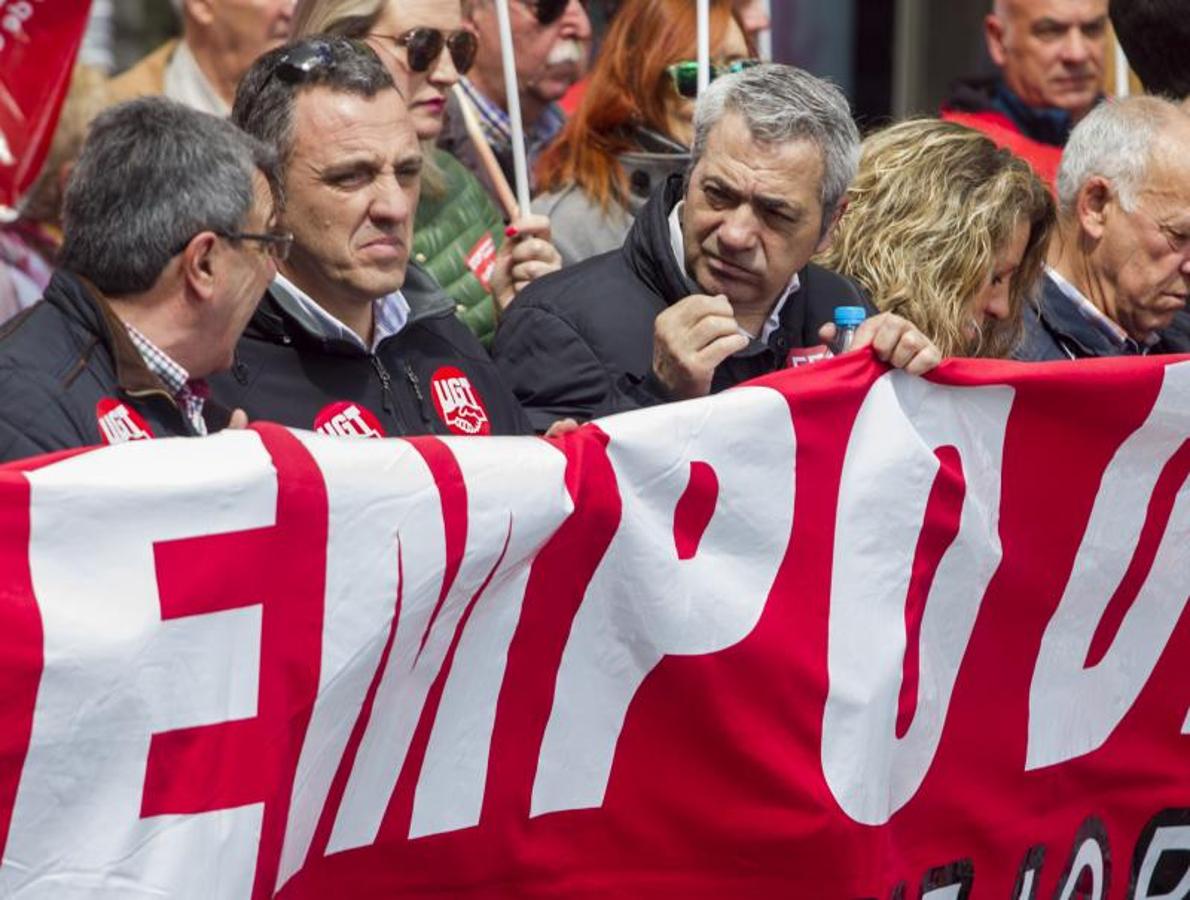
[666,58,761,99]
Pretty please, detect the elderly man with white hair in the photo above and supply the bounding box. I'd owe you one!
[1017,95,1190,360]
[108,0,296,116]
[438,0,591,204]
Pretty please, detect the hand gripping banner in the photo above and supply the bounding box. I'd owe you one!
[0,352,1186,899]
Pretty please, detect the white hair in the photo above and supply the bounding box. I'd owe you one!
[1056,95,1182,216]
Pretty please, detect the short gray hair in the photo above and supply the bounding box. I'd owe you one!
[1056,95,1183,216]
[232,36,396,166]
[691,63,860,226]
[59,97,278,296]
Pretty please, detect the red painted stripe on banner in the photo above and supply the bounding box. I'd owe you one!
[1085,439,1190,668]
[304,538,404,868]
[137,423,330,900]
[897,446,965,740]
[378,522,513,843]
[411,437,468,660]
[0,472,41,860]
[673,462,718,561]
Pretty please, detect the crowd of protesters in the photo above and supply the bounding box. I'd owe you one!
[0,0,1188,461]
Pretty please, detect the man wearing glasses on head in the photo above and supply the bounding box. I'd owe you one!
[0,98,283,462]
[212,37,533,438]
[440,0,592,203]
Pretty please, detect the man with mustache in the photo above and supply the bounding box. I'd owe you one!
[211,37,530,438]
[491,64,941,431]
[941,0,1107,184]
[1016,96,1190,361]
[439,0,592,204]
[109,0,296,116]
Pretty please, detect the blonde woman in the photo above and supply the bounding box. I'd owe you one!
[820,119,1054,358]
[293,0,561,345]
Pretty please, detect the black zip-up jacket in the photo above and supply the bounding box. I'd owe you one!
[0,270,230,463]
[491,174,871,430]
[210,264,531,437]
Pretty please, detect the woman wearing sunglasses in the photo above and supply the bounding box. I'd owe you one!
[534,0,751,267]
[294,0,562,346]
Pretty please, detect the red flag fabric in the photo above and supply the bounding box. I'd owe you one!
[0,352,1186,899]
[0,0,93,217]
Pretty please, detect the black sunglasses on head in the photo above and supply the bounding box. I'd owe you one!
[525,0,588,26]
[368,28,479,75]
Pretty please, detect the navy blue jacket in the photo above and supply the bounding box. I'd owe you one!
[0,271,230,463]
[1016,271,1187,361]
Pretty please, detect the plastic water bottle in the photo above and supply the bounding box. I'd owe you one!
[832,306,867,355]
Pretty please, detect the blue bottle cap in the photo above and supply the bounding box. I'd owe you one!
[833,305,867,328]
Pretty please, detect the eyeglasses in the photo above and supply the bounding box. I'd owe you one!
[368,28,479,75]
[666,58,761,99]
[218,229,293,261]
[523,0,588,27]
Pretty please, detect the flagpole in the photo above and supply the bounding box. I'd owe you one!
[1114,39,1130,98]
[493,0,532,218]
[697,0,710,95]
[758,0,772,61]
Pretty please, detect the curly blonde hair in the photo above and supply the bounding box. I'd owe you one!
[819,119,1054,359]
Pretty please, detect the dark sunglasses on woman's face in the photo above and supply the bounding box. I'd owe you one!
[524,0,588,27]
[665,58,761,99]
[369,28,479,75]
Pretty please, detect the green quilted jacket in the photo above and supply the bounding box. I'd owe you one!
[413,149,504,345]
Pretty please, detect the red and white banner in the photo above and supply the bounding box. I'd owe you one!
[0,352,1186,899]
[0,0,92,216]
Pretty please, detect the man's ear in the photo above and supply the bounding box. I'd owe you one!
[984,13,1007,68]
[180,232,219,303]
[1077,176,1112,241]
[185,0,216,28]
[814,197,848,255]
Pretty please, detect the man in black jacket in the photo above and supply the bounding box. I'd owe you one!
[0,97,281,463]
[493,64,942,431]
[212,37,531,437]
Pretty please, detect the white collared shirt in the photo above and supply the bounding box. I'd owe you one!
[164,40,230,118]
[668,200,800,346]
[273,272,410,352]
[1044,265,1158,352]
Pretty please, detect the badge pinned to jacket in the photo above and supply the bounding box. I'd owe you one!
[429,366,491,436]
[95,398,155,445]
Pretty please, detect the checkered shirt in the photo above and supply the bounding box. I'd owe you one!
[124,324,209,435]
[458,77,566,183]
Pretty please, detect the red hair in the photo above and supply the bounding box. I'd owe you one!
[536,0,740,212]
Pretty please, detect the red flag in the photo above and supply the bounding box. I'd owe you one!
[0,0,93,217]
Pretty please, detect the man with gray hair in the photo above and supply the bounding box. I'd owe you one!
[1016,95,1190,360]
[0,97,284,461]
[492,63,941,430]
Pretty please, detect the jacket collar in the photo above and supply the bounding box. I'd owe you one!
[624,174,700,307]
[1039,270,1143,358]
[246,262,455,353]
[44,270,176,397]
